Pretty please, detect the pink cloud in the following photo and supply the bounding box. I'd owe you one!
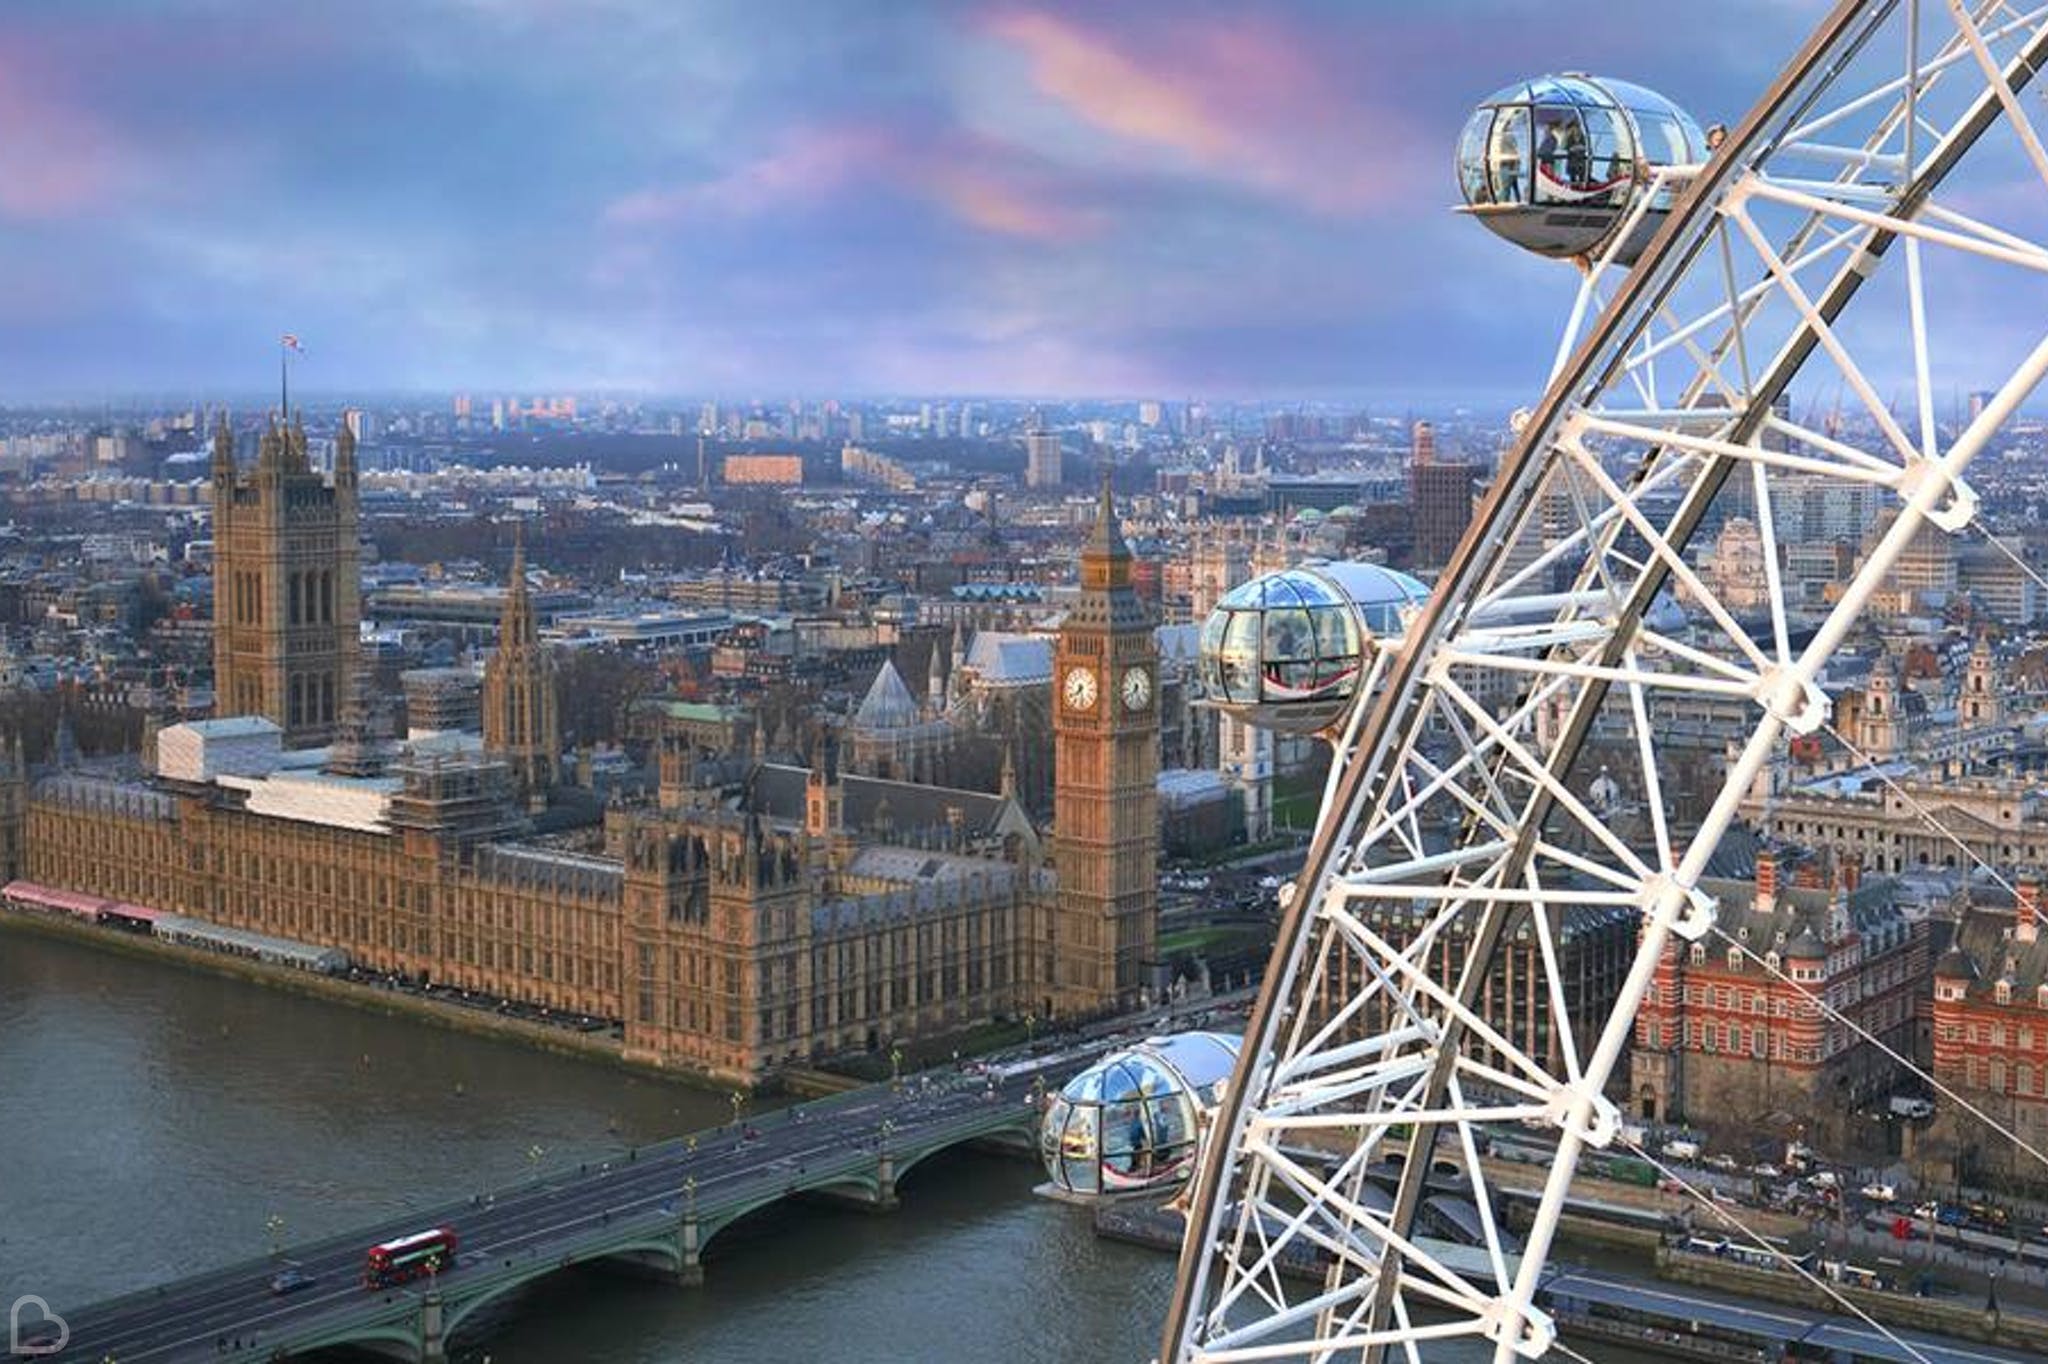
[983,10,1237,159]
[924,162,1102,241]
[607,122,1102,243]
[980,6,1412,216]
[0,48,130,219]
[607,126,894,225]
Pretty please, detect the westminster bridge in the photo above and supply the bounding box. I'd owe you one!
[36,1061,1065,1363]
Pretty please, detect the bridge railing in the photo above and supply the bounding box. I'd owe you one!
[64,1061,1048,1332]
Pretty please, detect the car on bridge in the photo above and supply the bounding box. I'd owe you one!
[270,1267,318,1295]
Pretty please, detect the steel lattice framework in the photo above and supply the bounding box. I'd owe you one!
[1158,2,2048,1361]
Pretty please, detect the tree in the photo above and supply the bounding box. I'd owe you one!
[553,647,662,749]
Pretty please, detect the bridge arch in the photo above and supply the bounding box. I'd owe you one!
[889,1123,1032,1188]
[293,1314,425,1361]
[438,1235,679,1344]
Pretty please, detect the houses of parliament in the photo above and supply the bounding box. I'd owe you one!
[6,414,1161,1083]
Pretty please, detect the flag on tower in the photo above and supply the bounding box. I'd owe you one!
[282,333,306,353]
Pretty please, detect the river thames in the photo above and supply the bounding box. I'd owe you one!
[0,928,1664,1362]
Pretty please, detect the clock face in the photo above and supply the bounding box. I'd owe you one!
[1120,666,1152,712]
[1062,666,1098,711]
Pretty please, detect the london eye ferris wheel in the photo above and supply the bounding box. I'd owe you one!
[1163,2,2048,1361]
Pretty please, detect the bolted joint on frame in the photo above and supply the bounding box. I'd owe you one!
[1542,1082,1624,1148]
[1639,872,1719,941]
[1754,664,1832,734]
[1895,459,1978,531]
[1482,1297,1559,1360]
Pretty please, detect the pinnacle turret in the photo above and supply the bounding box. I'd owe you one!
[1083,465,1131,564]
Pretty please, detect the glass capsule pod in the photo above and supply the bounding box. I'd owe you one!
[1456,74,1708,266]
[1198,563,1430,735]
[1039,1032,1242,1198]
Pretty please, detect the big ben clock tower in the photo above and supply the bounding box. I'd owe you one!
[1052,473,1158,1015]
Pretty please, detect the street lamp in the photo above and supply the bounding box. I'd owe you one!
[890,1047,904,1092]
[730,1090,745,1129]
[265,1212,286,1259]
[526,1144,546,1182]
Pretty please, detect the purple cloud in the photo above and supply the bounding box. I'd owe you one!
[0,0,1836,399]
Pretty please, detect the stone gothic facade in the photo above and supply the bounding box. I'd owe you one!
[481,534,559,809]
[211,414,360,747]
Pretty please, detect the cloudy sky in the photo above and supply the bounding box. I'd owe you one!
[0,0,1825,402]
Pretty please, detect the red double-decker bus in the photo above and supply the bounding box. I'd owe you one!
[363,1226,458,1288]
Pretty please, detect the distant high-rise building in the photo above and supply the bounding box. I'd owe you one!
[211,412,361,747]
[1025,414,1062,489]
[1408,420,1477,571]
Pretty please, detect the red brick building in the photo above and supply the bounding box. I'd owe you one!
[1631,851,1932,1152]
[1927,876,2048,1185]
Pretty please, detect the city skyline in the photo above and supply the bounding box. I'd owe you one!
[0,0,1823,402]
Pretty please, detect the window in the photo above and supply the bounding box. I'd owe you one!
[1457,108,1495,206]
[1577,105,1634,204]
[1531,106,1590,205]
[1490,105,1531,205]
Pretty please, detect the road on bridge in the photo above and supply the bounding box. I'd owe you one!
[38,1061,1066,1363]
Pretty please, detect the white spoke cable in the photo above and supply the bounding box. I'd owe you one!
[1818,717,2036,905]
[1734,716,2048,1175]
[1710,925,2048,1179]
[1547,1337,1614,1364]
[1979,527,2048,598]
[1616,1139,1939,1364]
[1160,7,2048,1358]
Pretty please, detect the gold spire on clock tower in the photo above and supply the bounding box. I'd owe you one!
[1051,470,1158,1015]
